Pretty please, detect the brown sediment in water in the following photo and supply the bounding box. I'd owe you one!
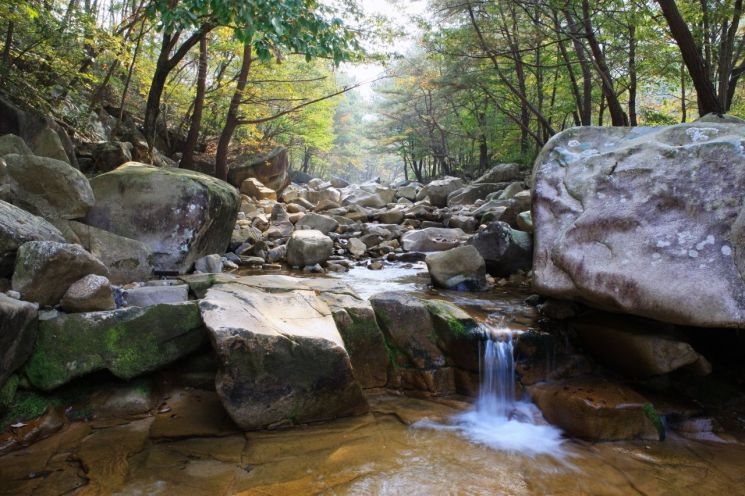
[1,393,745,495]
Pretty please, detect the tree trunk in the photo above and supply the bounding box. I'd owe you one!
[681,62,687,122]
[628,20,638,126]
[562,8,592,125]
[215,43,252,182]
[180,34,208,169]
[582,0,628,126]
[656,0,722,115]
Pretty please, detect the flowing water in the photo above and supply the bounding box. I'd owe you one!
[416,327,566,457]
[3,263,745,495]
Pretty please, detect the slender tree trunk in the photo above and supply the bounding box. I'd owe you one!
[681,63,687,122]
[628,20,638,126]
[582,0,628,126]
[562,9,592,125]
[180,34,208,169]
[656,0,723,115]
[215,43,252,182]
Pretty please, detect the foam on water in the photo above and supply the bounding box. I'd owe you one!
[415,328,566,458]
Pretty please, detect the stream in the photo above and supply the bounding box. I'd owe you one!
[2,263,745,495]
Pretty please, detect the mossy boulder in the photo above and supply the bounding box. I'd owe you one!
[425,299,481,372]
[24,301,206,391]
[84,163,240,273]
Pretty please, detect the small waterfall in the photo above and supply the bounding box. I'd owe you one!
[477,333,515,418]
[415,321,566,457]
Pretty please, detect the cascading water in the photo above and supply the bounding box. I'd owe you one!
[477,334,516,418]
[416,323,566,458]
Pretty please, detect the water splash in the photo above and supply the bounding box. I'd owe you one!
[415,324,566,458]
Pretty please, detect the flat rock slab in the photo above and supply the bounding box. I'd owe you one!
[199,281,367,430]
[533,123,745,327]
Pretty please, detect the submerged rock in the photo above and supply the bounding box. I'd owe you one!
[24,301,205,390]
[425,245,487,291]
[199,281,367,430]
[0,200,65,277]
[533,123,745,327]
[0,294,38,389]
[85,163,239,274]
[12,241,109,307]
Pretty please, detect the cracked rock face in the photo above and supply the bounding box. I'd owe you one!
[199,280,367,430]
[532,122,745,327]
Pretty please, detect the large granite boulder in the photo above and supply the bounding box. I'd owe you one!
[0,134,32,156]
[401,227,467,252]
[416,176,464,207]
[286,229,333,267]
[199,281,367,429]
[60,274,116,313]
[533,123,745,327]
[24,302,205,391]
[0,200,65,276]
[470,221,532,276]
[54,220,154,284]
[84,163,239,274]
[295,212,339,235]
[0,294,38,389]
[228,147,289,193]
[12,241,109,307]
[2,154,95,220]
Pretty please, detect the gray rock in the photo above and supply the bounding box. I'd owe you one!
[125,284,189,307]
[470,222,532,277]
[416,176,464,207]
[199,281,367,429]
[0,200,65,277]
[426,245,487,291]
[0,134,32,156]
[85,163,239,274]
[533,123,745,327]
[348,237,366,257]
[516,211,533,233]
[91,141,133,172]
[378,208,404,225]
[194,254,223,273]
[3,154,95,220]
[286,230,333,267]
[474,163,522,183]
[12,241,109,306]
[401,227,467,252]
[0,293,38,389]
[296,212,339,234]
[54,220,154,284]
[447,183,507,206]
[60,274,115,312]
